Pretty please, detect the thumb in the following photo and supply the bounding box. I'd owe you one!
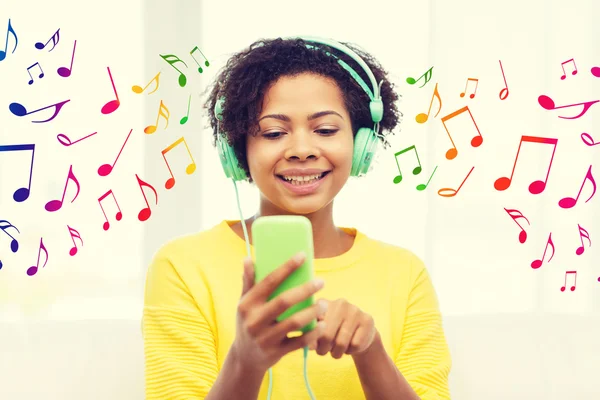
[241,256,255,296]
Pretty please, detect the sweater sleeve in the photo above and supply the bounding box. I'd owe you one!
[142,246,219,399]
[394,255,452,399]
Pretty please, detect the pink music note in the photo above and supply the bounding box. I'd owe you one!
[0,144,35,202]
[504,208,530,244]
[531,232,554,269]
[57,131,98,147]
[57,40,76,78]
[575,224,591,256]
[136,174,158,222]
[9,99,70,123]
[498,60,509,100]
[440,106,483,160]
[558,165,596,209]
[416,166,438,191]
[416,82,441,123]
[45,165,80,212]
[560,58,577,80]
[98,128,133,176]
[0,220,19,270]
[592,66,600,78]
[0,19,18,62]
[560,271,577,292]
[460,78,478,99]
[26,62,44,85]
[101,67,120,114]
[98,190,123,231]
[538,94,599,119]
[438,166,474,197]
[67,225,83,256]
[494,135,558,195]
[161,137,197,189]
[144,100,170,134]
[35,28,60,51]
[581,132,599,146]
[27,238,48,277]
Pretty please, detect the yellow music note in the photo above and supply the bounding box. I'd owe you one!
[144,100,170,134]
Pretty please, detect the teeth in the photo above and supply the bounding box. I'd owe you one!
[282,173,325,185]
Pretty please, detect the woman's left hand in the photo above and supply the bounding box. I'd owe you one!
[310,298,378,359]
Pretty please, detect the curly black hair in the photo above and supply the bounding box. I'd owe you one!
[201,37,403,183]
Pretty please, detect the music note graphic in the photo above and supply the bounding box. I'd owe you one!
[0,19,18,62]
[26,62,44,85]
[27,238,48,277]
[132,71,161,94]
[438,166,475,197]
[560,271,577,292]
[45,165,80,212]
[498,60,509,100]
[98,189,123,231]
[0,220,19,270]
[180,94,192,125]
[35,28,60,51]
[190,46,210,73]
[460,78,479,99]
[159,54,188,87]
[162,137,197,189]
[504,208,530,244]
[416,82,441,123]
[100,67,120,114]
[560,58,577,80]
[558,165,596,209]
[66,225,83,256]
[494,135,558,195]
[98,128,133,176]
[0,144,35,202]
[531,232,554,269]
[57,131,98,147]
[406,66,433,88]
[592,66,600,78]
[392,145,422,184]
[9,99,70,123]
[575,224,591,256]
[135,174,158,222]
[538,95,599,119]
[416,166,438,191]
[57,40,76,78]
[440,106,483,160]
[145,100,170,134]
[581,132,599,146]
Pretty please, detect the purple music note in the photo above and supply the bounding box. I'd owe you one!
[27,237,48,276]
[9,99,70,123]
[57,40,76,78]
[45,165,80,212]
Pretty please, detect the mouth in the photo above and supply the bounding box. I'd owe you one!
[276,171,331,185]
[275,171,331,194]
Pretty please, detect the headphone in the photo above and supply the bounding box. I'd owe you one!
[213,35,385,181]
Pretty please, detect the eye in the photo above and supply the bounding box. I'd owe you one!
[317,129,338,135]
[262,131,284,139]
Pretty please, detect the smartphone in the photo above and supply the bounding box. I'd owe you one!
[252,215,316,333]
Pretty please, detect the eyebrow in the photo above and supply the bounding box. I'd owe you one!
[258,110,343,123]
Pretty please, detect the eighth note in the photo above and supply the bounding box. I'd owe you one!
[416,166,438,191]
[161,136,197,189]
[460,78,478,99]
[0,19,18,62]
[27,237,48,277]
[440,105,483,160]
[575,224,591,256]
[392,145,422,184]
[45,164,80,212]
[504,208,530,244]
[67,225,83,256]
[136,174,158,222]
[26,62,44,85]
[132,71,160,94]
[415,82,441,124]
[438,166,474,197]
[57,40,76,78]
[0,220,20,270]
[581,132,599,146]
[180,94,192,125]
[101,66,120,115]
[531,232,554,269]
[558,164,596,209]
[98,128,133,177]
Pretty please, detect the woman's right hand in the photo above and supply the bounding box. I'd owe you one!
[232,252,328,373]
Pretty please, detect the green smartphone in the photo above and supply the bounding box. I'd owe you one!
[252,215,316,334]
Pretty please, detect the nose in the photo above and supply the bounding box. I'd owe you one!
[284,131,320,161]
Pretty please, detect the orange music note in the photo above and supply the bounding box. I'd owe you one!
[392,145,422,184]
[144,100,170,134]
[132,71,161,94]
[416,166,438,191]
[538,94,598,119]
[560,271,577,292]
[180,94,192,125]
[27,237,48,277]
[438,166,474,197]
[190,46,210,73]
[0,144,35,202]
[494,135,558,195]
[406,66,433,88]
[0,220,19,270]
[581,132,599,146]
[0,19,18,62]
[575,224,591,256]
[67,225,83,256]
[26,62,44,85]
[416,82,441,123]
[440,106,483,160]
[498,60,509,100]
[531,232,554,269]
[460,78,479,99]
[35,28,60,51]
[560,58,577,80]
[98,189,122,231]
[161,137,197,189]
[45,165,80,212]
[9,99,70,123]
[136,174,158,222]
[558,165,596,209]
[504,208,530,244]
[98,128,133,176]
[159,54,187,87]
[57,131,98,147]
[101,67,120,114]
[57,40,76,78]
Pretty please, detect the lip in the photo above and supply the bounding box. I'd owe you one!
[276,168,330,176]
[277,171,330,195]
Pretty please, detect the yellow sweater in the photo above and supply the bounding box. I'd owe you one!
[143,220,452,399]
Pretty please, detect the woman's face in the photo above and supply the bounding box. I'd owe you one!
[246,72,354,215]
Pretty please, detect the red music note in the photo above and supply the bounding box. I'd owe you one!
[504,208,530,244]
[460,78,478,99]
[159,54,188,87]
[531,232,554,269]
[161,137,197,189]
[45,165,80,212]
[592,66,600,78]
[498,60,509,100]
[0,144,35,202]
[136,174,158,222]
[538,95,599,119]
[392,145,422,184]
[35,28,60,51]
[101,67,120,114]
[9,99,70,123]
[406,66,434,88]
[575,224,591,256]
[57,131,97,147]
[67,225,83,256]
[438,166,475,197]
[0,220,19,270]
[416,82,441,123]
[558,165,596,209]
[560,271,577,292]
[494,135,558,195]
[416,166,438,191]
[57,40,76,78]
[98,128,133,176]
[560,58,577,80]
[581,132,599,146]
[440,106,483,160]
[190,46,210,73]
[0,19,18,62]
[144,100,170,134]
[98,190,122,231]
[132,71,161,94]
[27,238,48,277]
[26,62,44,85]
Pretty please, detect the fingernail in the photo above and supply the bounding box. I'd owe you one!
[294,251,306,263]
[318,299,327,312]
[313,279,325,289]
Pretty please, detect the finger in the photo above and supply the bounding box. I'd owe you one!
[316,304,344,356]
[345,324,366,355]
[259,277,325,325]
[240,257,254,297]
[264,299,328,343]
[331,317,358,359]
[246,252,306,303]
[281,320,326,355]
